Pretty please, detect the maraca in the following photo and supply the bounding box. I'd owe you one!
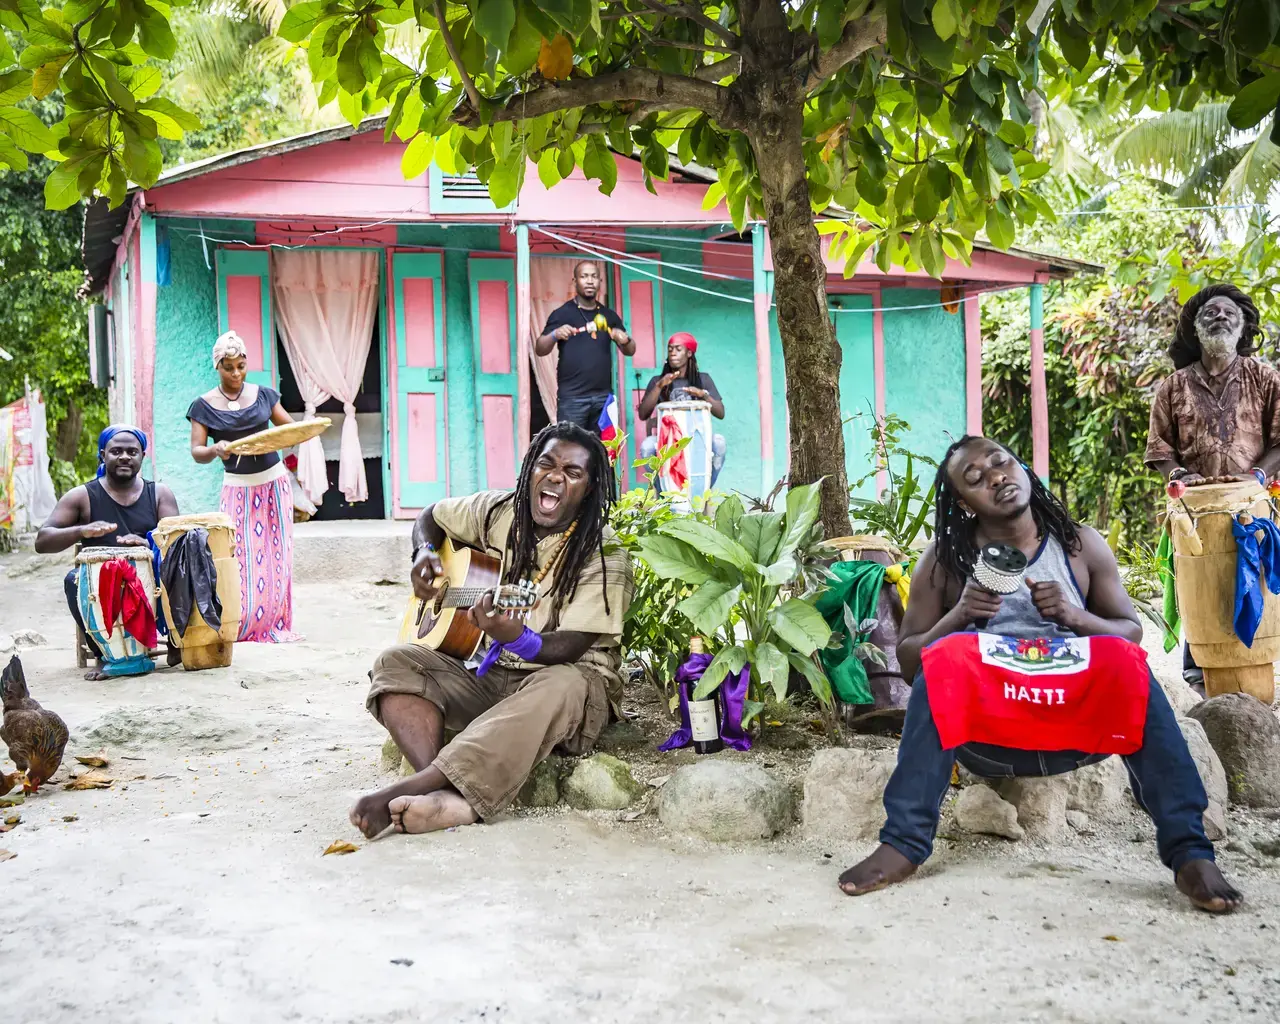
[1269,480,1280,500]
[1166,479,1187,500]
[593,313,608,333]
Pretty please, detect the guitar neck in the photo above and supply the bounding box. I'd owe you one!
[439,589,491,609]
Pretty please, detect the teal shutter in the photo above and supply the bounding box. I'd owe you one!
[215,249,276,388]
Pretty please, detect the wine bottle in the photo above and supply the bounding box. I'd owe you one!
[686,636,724,755]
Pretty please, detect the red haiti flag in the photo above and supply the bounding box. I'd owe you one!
[921,633,1150,755]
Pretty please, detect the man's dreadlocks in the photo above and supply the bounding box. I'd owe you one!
[484,421,618,623]
[931,435,1081,584]
[1169,283,1261,370]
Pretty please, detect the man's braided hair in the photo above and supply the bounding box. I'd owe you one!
[484,421,617,622]
[931,435,1080,584]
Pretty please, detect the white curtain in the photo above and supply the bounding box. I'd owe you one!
[529,257,607,421]
[271,250,379,504]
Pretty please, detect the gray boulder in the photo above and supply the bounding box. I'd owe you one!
[1066,757,1132,823]
[996,776,1069,840]
[954,784,1023,840]
[801,747,896,842]
[1177,716,1229,841]
[562,753,645,811]
[1187,693,1280,808]
[517,755,565,808]
[659,760,792,841]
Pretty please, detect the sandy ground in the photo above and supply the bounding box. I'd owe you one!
[2,549,1279,1024]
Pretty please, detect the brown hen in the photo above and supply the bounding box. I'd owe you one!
[1,655,68,793]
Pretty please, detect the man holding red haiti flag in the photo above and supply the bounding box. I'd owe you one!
[838,436,1242,914]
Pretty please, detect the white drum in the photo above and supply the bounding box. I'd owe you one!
[75,545,157,676]
[654,400,714,498]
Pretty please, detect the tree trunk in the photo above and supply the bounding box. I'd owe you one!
[55,399,83,463]
[746,104,853,538]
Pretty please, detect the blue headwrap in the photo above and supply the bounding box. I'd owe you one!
[97,424,148,477]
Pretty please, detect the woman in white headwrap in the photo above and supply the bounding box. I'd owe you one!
[187,331,302,642]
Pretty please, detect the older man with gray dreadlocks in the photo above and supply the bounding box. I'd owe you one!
[1146,283,1280,687]
[350,422,633,838]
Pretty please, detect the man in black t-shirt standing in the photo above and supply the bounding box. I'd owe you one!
[534,261,634,433]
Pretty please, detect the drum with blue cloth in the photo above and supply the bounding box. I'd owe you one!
[75,546,157,677]
[655,400,714,499]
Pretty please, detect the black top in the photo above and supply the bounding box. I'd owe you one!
[542,300,627,398]
[187,386,281,476]
[85,478,159,546]
[643,372,722,407]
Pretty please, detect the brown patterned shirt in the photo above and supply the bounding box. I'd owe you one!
[1145,357,1280,478]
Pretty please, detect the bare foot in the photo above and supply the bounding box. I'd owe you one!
[84,664,107,681]
[839,843,918,896]
[349,791,394,839]
[1176,859,1243,914]
[389,791,479,834]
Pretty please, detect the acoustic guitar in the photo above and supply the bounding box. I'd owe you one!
[396,538,540,660]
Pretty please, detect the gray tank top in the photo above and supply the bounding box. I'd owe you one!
[971,534,1085,639]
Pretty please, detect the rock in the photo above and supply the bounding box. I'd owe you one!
[594,720,648,754]
[1153,666,1201,716]
[1177,717,1229,841]
[1187,693,1280,808]
[562,754,645,811]
[517,755,565,808]
[953,784,1023,840]
[800,747,896,842]
[659,761,792,841]
[996,776,1069,840]
[11,629,45,650]
[380,736,403,773]
[1226,836,1266,866]
[1066,757,1131,822]
[1066,810,1092,834]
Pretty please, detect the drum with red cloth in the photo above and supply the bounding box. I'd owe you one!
[655,400,713,499]
[75,546,158,677]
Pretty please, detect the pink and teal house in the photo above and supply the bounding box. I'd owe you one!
[82,119,1092,519]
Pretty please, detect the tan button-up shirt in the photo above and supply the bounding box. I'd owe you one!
[1145,357,1280,478]
[431,490,634,701]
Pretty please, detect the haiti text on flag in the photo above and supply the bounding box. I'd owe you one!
[920,633,1150,755]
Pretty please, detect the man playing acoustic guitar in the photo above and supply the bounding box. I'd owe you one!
[350,422,634,837]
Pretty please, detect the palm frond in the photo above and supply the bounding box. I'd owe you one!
[1221,135,1280,206]
[1171,145,1250,206]
[1107,103,1234,182]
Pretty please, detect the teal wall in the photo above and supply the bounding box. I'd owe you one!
[396,224,501,496]
[153,217,254,513]
[832,294,877,498]
[882,287,966,474]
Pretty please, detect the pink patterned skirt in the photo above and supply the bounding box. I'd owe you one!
[220,462,302,643]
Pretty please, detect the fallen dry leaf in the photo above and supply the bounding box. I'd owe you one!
[75,755,110,769]
[0,771,19,797]
[65,771,114,791]
[3,814,19,826]
[323,840,359,856]
[0,794,23,808]
[62,815,78,822]
[0,824,12,833]
[1102,935,1121,942]
[537,34,573,81]
[0,849,14,862]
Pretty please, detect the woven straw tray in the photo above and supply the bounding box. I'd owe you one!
[226,417,332,456]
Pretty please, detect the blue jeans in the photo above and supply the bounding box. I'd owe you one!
[639,433,726,487]
[556,393,610,434]
[881,666,1214,874]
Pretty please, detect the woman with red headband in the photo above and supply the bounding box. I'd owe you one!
[638,332,726,485]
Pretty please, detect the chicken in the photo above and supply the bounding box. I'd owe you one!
[1,655,68,793]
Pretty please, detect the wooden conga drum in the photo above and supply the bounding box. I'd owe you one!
[1168,480,1278,703]
[153,512,242,670]
[76,546,157,677]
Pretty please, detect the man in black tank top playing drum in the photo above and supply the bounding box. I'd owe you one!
[839,436,1241,914]
[35,425,179,680]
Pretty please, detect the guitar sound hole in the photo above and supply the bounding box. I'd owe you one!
[432,580,450,617]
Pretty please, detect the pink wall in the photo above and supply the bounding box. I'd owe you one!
[406,393,438,483]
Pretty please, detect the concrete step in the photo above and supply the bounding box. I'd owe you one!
[293,520,413,584]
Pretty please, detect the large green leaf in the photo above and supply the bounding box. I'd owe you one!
[691,644,747,700]
[0,132,28,171]
[774,480,822,564]
[676,580,740,635]
[715,493,745,538]
[503,3,543,75]
[787,652,833,707]
[753,640,790,703]
[44,152,93,209]
[768,598,832,656]
[0,70,32,106]
[582,133,617,194]
[0,106,55,152]
[475,0,516,49]
[635,534,719,585]
[659,519,756,575]
[738,511,784,564]
[278,1,327,43]
[1228,74,1280,131]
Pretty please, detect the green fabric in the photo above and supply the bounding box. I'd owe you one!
[814,560,887,704]
[1158,526,1180,653]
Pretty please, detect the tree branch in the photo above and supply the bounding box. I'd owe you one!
[454,68,740,130]
[633,0,739,47]
[433,0,482,113]
[694,53,741,81]
[804,11,887,92]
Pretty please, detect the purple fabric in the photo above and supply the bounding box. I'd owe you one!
[476,626,543,676]
[659,651,752,752]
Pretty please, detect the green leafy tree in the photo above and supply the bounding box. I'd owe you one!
[5,1,1280,533]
